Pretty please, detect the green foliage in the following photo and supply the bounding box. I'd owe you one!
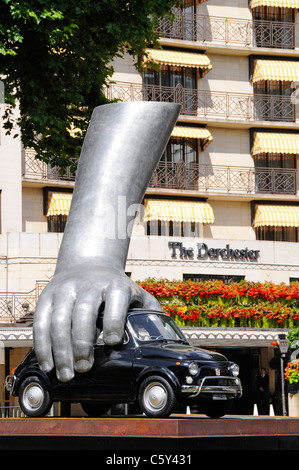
[0,0,177,171]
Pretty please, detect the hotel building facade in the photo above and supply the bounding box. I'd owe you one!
[1,0,299,415]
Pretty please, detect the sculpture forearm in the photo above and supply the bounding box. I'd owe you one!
[55,102,180,272]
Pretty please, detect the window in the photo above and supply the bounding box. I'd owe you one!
[163,137,198,164]
[254,153,296,194]
[254,80,294,122]
[44,189,72,233]
[152,137,199,190]
[147,220,200,237]
[183,274,245,283]
[159,0,197,41]
[255,226,298,242]
[143,66,197,114]
[47,214,67,233]
[252,7,294,49]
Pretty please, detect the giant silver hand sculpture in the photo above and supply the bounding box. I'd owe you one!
[33,102,180,382]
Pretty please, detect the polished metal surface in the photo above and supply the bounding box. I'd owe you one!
[33,102,180,382]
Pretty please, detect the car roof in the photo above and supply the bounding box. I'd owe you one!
[127,309,168,317]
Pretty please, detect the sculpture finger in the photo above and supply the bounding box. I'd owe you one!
[102,286,131,346]
[140,288,163,312]
[33,291,54,373]
[50,293,76,382]
[72,290,102,373]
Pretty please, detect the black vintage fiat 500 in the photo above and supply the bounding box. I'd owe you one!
[5,310,242,418]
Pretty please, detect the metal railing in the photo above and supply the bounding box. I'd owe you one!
[0,405,55,418]
[0,406,25,418]
[104,82,295,123]
[149,162,297,195]
[156,12,299,49]
[22,142,298,195]
[0,282,47,324]
[22,148,76,181]
[0,291,36,324]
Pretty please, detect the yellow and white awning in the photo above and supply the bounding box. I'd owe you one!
[171,126,213,150]
[253,204,299,228]
[144,49,212,76]
[47,191,72,216]
[144,199,215,224]
[251,132,299,156]
[251,59,299,83]
[250,0,299,7]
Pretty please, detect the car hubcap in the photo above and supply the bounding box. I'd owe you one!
[23,383,44,410]
[144,382,167,411]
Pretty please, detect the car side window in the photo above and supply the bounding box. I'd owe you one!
[96,330,129,345]
[132,325,151,341]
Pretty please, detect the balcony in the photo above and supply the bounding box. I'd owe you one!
[149,161,297,196]
[104,81,296,124]
[22,148,76,182]
[157,12,299,50]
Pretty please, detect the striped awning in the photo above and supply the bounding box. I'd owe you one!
[144,199,215,224]
[253,204,299,228]
[251,132,299,156]
[145,49,212,76]
[250,0,299,7]
[171,126,213,149]
[47,191,72,216]
[251,59,299,83]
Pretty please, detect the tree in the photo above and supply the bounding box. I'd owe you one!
[0,0,177,170]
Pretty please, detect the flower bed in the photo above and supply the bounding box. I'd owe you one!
[285,360,299,384]
[137,278,299,328]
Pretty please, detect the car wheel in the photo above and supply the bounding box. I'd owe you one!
[138,376,176,418]
[204,399,233,418]
[80,401,111,417]
[18,375,52,417]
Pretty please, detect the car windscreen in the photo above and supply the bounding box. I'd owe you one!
[128,313,187,343]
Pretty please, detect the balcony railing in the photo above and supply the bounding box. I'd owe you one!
[22,148,76,181]
[0,282,48,324]
[157,12,299,49]
[149,161,297,195]
[0,290,36,323]
[104,82,295,123]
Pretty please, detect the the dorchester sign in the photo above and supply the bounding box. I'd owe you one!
[168,241,260,261]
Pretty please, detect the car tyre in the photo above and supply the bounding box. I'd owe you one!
[81,401,111,417]
[18,375,52,417]
[204,399,233,418]
[138,375,176,418]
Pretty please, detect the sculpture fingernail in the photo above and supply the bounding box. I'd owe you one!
[57,367,74,382]
[75,359,93,372]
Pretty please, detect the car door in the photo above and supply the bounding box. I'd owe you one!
[68,333,137,401]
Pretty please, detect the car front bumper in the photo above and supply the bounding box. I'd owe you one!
[181,376,242,399]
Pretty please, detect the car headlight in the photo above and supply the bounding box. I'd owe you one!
[188,362,198,376]
[228,363,239,377]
